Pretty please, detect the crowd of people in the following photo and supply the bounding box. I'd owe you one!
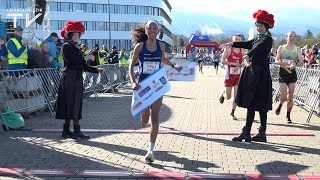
[269,43,320,68]
[0,18,130,73]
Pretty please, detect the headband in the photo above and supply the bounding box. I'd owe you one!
[146,20,159,28]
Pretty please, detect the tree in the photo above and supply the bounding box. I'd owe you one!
[304,30,313,39]
[316,32,320,41]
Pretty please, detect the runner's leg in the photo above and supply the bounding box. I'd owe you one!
[144,97,163,162]
[286,83,296,123]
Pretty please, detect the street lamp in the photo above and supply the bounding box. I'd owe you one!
[108,0,111,48]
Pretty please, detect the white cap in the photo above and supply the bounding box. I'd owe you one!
[31,38,40,44]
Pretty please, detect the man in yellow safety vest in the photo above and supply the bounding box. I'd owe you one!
[7,26,29,70]
[98,44,109,65]
[118,48,129,81]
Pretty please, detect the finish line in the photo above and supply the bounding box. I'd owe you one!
[15,129,315,136]
[0,168,319,179]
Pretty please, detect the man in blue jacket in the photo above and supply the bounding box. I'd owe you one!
[0,37,7,70]
[0,15,7,40]
[7,26,30,70]
[44,32,62,69]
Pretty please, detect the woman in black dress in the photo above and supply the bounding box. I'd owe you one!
[224,10,275,142]
[56,21,103,139]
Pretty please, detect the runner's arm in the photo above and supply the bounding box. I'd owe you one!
[160,42,176,67]
[129,43,142,84]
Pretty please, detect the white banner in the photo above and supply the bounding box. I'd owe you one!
[131,67,171,117]
[165,59,196,81]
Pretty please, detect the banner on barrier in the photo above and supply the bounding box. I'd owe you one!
[131,67,171,117]
[165,59,196,81]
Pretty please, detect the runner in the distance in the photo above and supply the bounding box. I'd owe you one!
[129,20,178,163]
[196,49,205,74]
[213,51,220,75]
[219,34,245,120]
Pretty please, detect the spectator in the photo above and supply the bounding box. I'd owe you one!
[83,44,99,90]
[0,37,7,70]
[7,26,29,70]
[28,41,51,69]
[0,15,7,40]
[106,45,119,64]
[269,51,276,64]
[118,48,129,81]
[106,45,120,89]
[81,44,90,56]
[317,44,320,61]
[87,44,99,66]
[99,44,108,65]
[304,45,312,67]
[310,46,318,67]
[44,32,61,69]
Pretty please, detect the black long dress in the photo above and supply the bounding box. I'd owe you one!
[56,41,98,120]
[232,32,273,112]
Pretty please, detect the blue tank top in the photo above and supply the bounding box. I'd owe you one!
[139,40,162,82]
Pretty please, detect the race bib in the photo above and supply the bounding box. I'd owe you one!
[230,67,241,75]
[143,61,160,74]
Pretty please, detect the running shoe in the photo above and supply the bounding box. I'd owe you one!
[144,152,154,163]
[287,116,292,123]
[230,113,237,120]
[275,105,282,115]
[219,90,225,104]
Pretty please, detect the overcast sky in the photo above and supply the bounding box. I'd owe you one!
[170,0,320,37]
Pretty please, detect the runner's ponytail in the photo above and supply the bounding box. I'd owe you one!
[131,23,148,43]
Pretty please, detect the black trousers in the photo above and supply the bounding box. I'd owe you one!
[245,108,267,131]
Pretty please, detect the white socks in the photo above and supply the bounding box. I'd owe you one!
[148,142,155,153]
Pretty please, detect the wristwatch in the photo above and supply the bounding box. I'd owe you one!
[171,63,176,68]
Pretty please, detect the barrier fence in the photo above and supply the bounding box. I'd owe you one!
[0,64,131,130]
[0,64,319,130]
[0,69,47,129]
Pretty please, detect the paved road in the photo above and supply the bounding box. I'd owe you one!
[1,66,320,179]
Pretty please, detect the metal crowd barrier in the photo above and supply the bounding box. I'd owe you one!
[270,64,280,102]
[32,68,61,115]
[85,64,130,96]
[0,64,131,128]
[0,69,47,129]
[270,64,320,123]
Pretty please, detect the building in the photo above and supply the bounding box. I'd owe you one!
[0,0,173,52]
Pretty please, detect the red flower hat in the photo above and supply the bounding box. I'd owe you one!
[253,10,275,28]
[60,21,85,41]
